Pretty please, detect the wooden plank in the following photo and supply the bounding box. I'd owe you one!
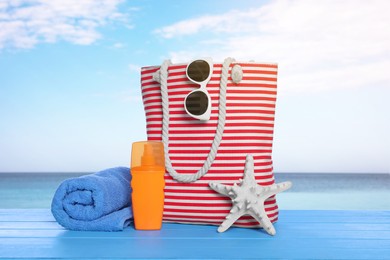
[1,221,389,232]
[0,221,63,230]
[0,237,389,259]
[1,209,389,223]
[1,223,390,240]
[0,209,54,222]
[0,209,389,259]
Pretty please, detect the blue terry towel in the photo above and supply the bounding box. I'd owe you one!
[51,167,132,231]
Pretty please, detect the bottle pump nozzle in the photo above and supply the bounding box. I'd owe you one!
[141,143,156,166]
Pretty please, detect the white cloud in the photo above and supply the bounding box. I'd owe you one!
[128,63,141,73]
[112,42,125,49]
[0,0,126,49]
[155,0,390,92]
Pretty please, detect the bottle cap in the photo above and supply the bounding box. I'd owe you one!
[131,141,165,169]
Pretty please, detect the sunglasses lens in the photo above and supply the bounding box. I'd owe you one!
[187,60,210,82]
[185,91,209,116]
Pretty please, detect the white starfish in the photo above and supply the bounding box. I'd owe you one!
[209,154,292,235]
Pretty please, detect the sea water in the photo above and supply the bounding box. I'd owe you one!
[0,172,389,209]
[276,173,390,210]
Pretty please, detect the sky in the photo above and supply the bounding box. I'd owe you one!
[0,0,389,173]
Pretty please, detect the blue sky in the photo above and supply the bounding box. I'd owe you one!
[0,0,389,173]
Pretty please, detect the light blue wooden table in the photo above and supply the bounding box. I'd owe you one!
[0,209,389,259]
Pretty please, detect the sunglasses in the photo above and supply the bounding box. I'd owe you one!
[184,58,213,121]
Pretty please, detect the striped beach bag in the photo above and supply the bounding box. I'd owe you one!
[140,57,279,228]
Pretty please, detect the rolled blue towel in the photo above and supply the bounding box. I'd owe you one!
[51,167,132,231]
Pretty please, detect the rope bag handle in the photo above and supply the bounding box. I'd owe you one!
[154,57,235,183]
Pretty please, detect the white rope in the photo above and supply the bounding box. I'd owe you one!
[157,57,235,183]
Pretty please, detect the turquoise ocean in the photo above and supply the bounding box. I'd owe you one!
[0,172,389,210]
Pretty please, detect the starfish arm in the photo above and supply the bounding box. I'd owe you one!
[262,181,292,198]
[217,206,246,233]
[242,154,256,186]
[249,207,276,236]
[209,182,232,197]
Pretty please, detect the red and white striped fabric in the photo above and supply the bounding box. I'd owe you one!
[140,61,279,228]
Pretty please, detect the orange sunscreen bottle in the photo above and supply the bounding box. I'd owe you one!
[131,141,165,230]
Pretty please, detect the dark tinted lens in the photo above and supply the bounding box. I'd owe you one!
[187,60,210,82]
[185,91,209,116]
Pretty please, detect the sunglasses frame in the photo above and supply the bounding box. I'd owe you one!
[184,58,213,121]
